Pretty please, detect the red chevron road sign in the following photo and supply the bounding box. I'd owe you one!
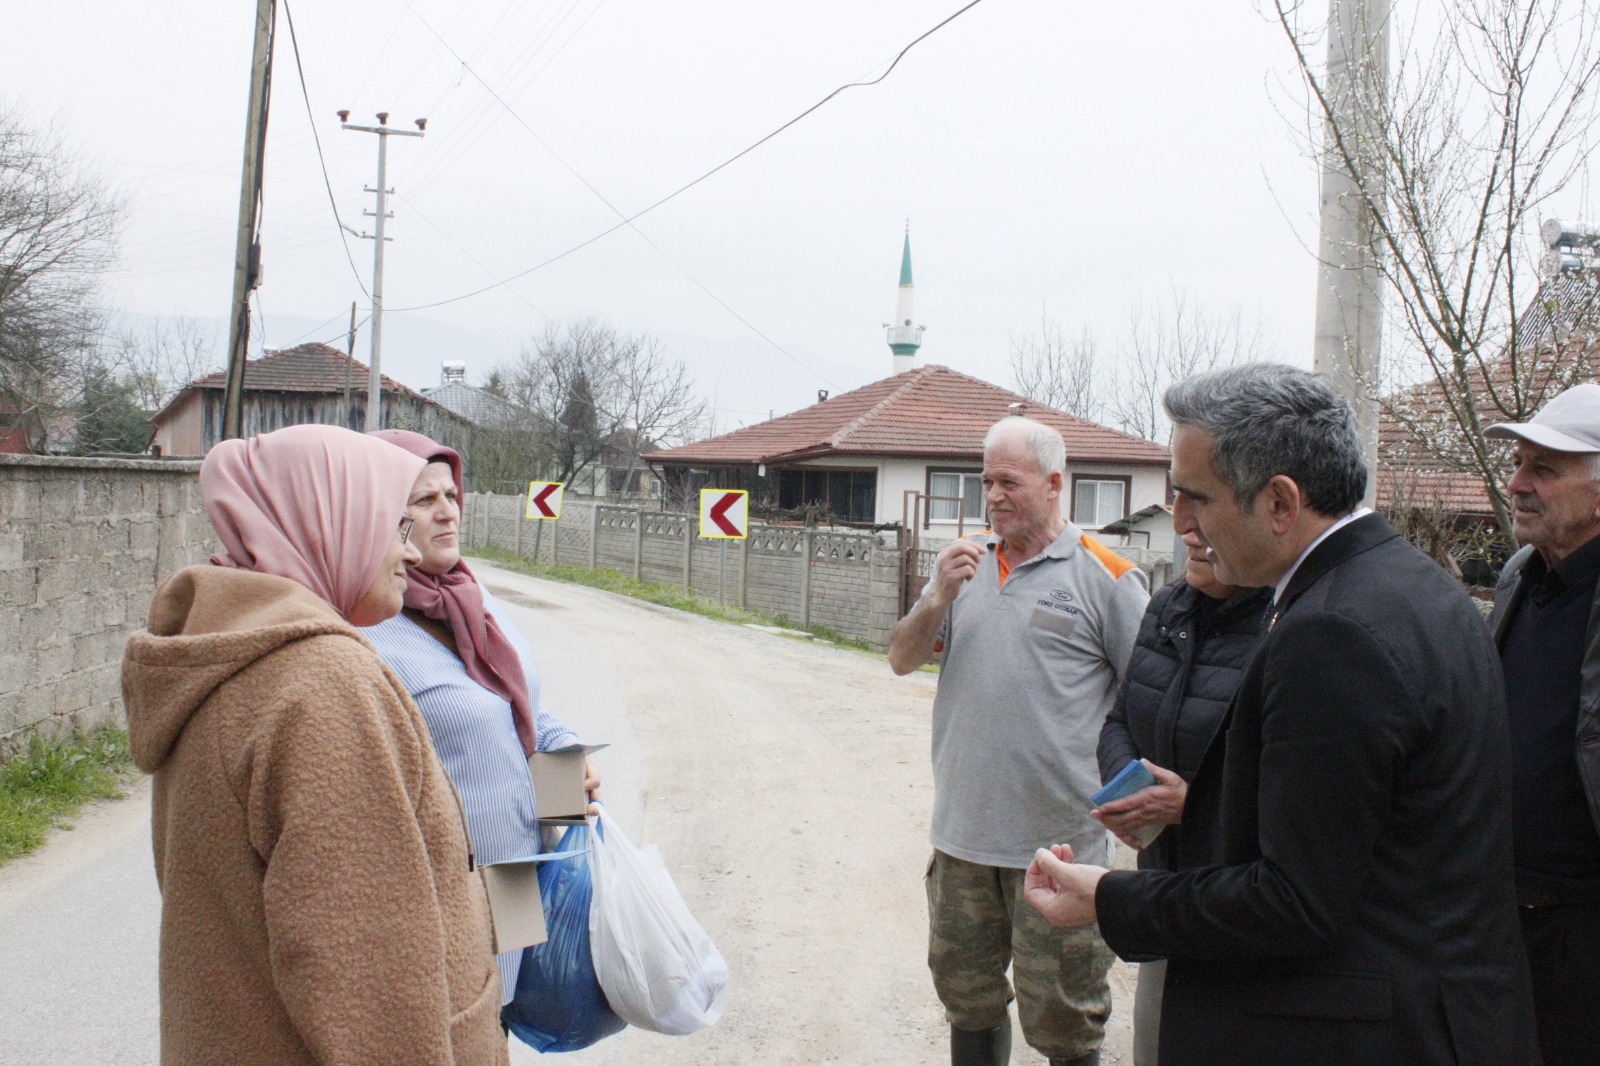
[526,481,565,520]
[699,489,748,539]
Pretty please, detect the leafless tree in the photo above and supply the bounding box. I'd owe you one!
[1009,288,1266,442]
[103,316,221,412]
[1009,309,1102,421]
[0,103,120,452]
[1108,288,1269,442]
[1272,0,1600,538]
[605,330,705,494]
[490,318,706,490]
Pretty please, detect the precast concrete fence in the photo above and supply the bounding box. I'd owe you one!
[461,493,905,650]
[0,457,1166,752]
[0,455,217,752]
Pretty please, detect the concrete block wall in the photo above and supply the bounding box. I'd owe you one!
[461,493,900,649]
[595,508,641,577]
[685,538,739,602]
[639,513,689,587]
[742,527,807,624]
[810,534,876,636]
[0,455,216,752]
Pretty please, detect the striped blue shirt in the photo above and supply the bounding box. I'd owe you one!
[362,586,579,1002]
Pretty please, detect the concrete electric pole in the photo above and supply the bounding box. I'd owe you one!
[221,0,276,442]
[1312,0,1390,507]
[339,111,425,431]
[342,300,358,429]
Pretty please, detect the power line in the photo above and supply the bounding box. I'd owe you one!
[251,290,269,354]
[393,192,552,323]
[281,0,372,298]
[282,308,372,348]
[405,0,600,197]
[388,0,986,314]
[385,0,985,389]
[346,9,408,107]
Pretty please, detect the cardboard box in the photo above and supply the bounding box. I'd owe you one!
[480,860,548,954]
[528,742,608,824]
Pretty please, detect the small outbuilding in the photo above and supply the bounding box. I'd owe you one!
[149,343,474,457]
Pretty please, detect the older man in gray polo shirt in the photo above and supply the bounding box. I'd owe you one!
[891,416,1149,1066]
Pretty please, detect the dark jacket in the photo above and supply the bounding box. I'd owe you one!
[1098,580,1271,871]
[1095,514,1536,1066]
[1489,543,1600,842]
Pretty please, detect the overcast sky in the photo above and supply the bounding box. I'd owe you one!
[10,0,1566,431]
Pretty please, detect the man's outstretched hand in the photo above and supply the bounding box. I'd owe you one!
[1024,843,1106,928]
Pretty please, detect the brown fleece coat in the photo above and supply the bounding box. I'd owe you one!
[122,566,508,1066]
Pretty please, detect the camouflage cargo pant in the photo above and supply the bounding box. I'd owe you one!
[925,849,1115,1060]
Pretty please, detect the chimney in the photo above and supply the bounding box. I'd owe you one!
[441,361,467,386]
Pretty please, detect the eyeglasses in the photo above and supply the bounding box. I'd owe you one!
[398,514,416,545]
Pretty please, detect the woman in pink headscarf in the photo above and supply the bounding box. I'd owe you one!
[121,424,508,1066]
[362,430,599,1025]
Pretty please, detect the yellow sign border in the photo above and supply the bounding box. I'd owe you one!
[525,480,565,520]
[698,488,749,539]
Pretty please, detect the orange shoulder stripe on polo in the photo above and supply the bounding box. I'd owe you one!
[1079,533,1139,579]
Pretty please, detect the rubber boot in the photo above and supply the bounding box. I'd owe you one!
[950,1015,1012,1066]
[1049,1051,1101,1066]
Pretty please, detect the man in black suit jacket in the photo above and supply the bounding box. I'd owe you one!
[1024,364,1536,1066]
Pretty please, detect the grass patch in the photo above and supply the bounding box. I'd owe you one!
[0,728,135,866]
[470,547,877,653]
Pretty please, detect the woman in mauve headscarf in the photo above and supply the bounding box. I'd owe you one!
[362,429,598,1020]
[121,424,509,1066]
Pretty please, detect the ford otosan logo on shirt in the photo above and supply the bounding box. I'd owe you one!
[1030,595,1079,637]
[1039,592,1080,615]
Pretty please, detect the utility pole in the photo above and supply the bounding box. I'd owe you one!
[339,111,425,431]
[221,0,277,442]
[1312,0,1389,506]
[342,301,357,429]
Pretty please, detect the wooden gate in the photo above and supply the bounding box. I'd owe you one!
[899,490,969,614]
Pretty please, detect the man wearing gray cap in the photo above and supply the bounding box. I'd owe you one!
[1486,382,1600,1066]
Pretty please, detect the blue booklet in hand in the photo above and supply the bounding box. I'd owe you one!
[1091,761,1163,848]
[1091,760,1156,807]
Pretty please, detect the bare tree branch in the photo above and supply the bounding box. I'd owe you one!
[489,318,706,491]
[0,102,121,452]
[1009,308,1101,421]
[1009,288,1267,443]
[1273,0,1600,542]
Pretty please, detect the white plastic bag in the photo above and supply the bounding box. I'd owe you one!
[587,804,729,1035]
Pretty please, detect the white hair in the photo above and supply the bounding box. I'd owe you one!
[983,416,1065,477]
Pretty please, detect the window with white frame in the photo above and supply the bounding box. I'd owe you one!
[928,471,985,524]
[1073,478,1127,529]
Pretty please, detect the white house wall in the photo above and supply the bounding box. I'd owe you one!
[875,457,958,526]
[1074,463,1169,524]
[871,456,1168,550]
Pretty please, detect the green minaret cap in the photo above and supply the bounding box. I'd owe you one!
[899,231,913,286]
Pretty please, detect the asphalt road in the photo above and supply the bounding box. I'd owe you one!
[0,562,1135,1064]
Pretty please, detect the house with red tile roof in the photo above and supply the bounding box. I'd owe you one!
[1371,250,1600,583]
[643,363,1171,537]
[149,343,475,457]
[1376,268,1600,522]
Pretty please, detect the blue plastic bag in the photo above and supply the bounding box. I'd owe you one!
[502,824,627,1053]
